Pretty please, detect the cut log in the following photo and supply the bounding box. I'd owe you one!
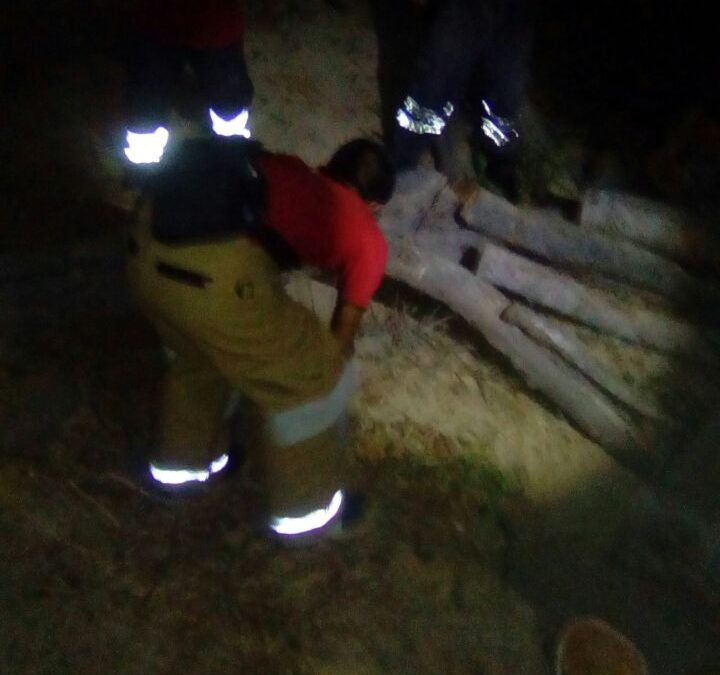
[411,229,488,270]
[477,242,717,361]
[580,189,720,264]
[461,188,718,305]
[385,239,657,473]
[503,303,664,420]
[386,237,510,318]
[379,167,458,238]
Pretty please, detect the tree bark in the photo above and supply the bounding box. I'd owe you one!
[580,189,720,265]
[477,242,717,361]
[503,303,664,420]
[461,188,717,305]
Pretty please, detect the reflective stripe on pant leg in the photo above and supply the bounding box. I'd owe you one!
[270,489,344,536]
[149,452,229,485]
[267,361,357,448]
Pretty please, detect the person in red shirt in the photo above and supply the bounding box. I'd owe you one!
[126,137,395,541]
[256,144,390,353]
[119,1,253,165]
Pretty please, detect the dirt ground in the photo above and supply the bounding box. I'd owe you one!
[2,1,720,673]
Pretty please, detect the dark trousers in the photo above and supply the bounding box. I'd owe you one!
[122,35,254,133]
[373,0,533,147]
[412,0,533,121]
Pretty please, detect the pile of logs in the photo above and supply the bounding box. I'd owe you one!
[380,170,720,475]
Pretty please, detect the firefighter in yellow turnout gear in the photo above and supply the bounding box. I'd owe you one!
[126,137,395,539]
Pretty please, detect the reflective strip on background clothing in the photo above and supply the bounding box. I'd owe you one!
[479,99,519,147]
[124,126,170,164]
[384,0,533,146]
[209,107,251,137]
[396,96,454,135]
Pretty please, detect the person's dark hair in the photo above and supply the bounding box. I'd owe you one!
[324,138,396,204]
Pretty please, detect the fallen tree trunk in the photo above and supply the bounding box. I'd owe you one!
[580,189,720,264]
[502,303,664,420]
[411,229,488,270]
[461,188,717,305]
[386,237,510,317]
[477,243,717,361]
[385,239,657,473]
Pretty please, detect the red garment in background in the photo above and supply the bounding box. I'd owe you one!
[130,0,244,49]
[256,154,388,309]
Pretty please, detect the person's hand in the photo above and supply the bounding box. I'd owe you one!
[331,300,365,359]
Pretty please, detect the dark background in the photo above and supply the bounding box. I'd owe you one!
[534,0,719,137]
[0,0,718,248]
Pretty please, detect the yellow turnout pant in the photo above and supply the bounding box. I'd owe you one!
[126,203,350,516]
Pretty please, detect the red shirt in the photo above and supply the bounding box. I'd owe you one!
[130,0,244,49]
[256,153,388,309]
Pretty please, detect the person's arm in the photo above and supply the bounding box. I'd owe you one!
[330,300,365,356]
[331,207,387,355]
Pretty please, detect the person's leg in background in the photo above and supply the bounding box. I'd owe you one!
[369,0,431,154]
[391,0,486,170]
[117,1,252,163]
[467,0,534,201]
[191,42,254,139]
[120,36,182,166]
